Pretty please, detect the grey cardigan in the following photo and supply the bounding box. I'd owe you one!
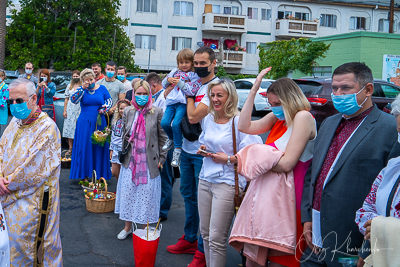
[120,106,168,179]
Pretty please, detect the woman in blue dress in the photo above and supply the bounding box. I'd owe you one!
[69,68,113,181]
[0,70,9,137]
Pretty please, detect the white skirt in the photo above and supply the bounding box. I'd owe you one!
[115,165,161,224]
[0,203,10,267]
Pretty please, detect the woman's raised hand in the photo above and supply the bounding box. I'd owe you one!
[252,67,272,92]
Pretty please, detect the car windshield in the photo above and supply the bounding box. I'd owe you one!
[294,80,323,95]
[51,74,71,87]
[261,81,272,89]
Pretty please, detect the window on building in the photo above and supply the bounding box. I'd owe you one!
[349,16,369,30]
[277,11,292,19]
[173,1,193,16]
[378,19,397,32]
[378,19,390,32]
[261,9,272,20]
[135,35,156,49]
[246,42,257,54]
[172,37,192,51]
[248,7,258,20]
[312,66,332,76]
[295,12,309,21]
[320,14,337,28]
[212,5,220,14]
[223,6,239,15]
[137,0,157,13]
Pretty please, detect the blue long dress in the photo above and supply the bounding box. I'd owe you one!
[69,85,112,180]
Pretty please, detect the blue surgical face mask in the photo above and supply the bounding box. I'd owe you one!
[10,96,33,120]
[88,82,95,89]
[331,85,368,116]
[0,78,2,83]
[25,69,32,74]
[106,71,115,78]
[117,75,125,81]
[270,105,285,121]
[135,95,149,106]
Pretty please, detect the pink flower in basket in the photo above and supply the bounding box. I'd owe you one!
[93,189,97,193]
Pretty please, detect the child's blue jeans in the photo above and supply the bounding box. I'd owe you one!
[161,103,186,148]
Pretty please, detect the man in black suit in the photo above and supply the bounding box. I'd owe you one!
[301,62,400,267]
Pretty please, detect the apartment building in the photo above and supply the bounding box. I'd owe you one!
[6,0,400,74]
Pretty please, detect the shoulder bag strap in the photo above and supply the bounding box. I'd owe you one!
[386,174,400,217]
[232,116,239,199]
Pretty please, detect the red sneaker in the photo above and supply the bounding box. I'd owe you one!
[188,250,206,267]
[167,235,198,254]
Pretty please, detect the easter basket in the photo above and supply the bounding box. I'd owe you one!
[85,177,116,213]
[91,113,111,146]
[79,170,105,192]
[61,158,72,169]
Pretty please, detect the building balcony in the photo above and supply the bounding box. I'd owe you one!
[202,13,247,34]
[214,50,246,68]
[275,19,319,38]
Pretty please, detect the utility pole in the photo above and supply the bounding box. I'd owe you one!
[147,47,151,73]
[389,0,394,33]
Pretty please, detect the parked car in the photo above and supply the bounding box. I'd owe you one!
[4,70,19,85]
[51,72,72,134]
[234,78,275,115]
[293,77,400,126]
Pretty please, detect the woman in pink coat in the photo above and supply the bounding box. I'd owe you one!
[229,68,317,267]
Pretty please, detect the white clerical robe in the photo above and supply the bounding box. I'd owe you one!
[0,112,62,267]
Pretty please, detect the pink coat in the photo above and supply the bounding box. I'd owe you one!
[229,144,297,264]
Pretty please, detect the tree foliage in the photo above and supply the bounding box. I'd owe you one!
[5,0,141,72]
[215,65,256,80]
[258,38,330,79]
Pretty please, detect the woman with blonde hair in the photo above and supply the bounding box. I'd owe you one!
[229,68,317,267]
[196,79,262,267]
[69,68,113,181]
[114,80,167,240]
[62,70,82,155]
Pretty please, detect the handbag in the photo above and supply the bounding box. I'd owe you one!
[181,114,202,142]
[118,138,130,163]
[232,116,249,214]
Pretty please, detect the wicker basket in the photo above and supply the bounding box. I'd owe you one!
[92,113,110,143]
[85,177,116,213]
[81,170,105,192]
[61,160,71,169]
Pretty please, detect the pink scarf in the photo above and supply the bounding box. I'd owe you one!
[128,91,153,185]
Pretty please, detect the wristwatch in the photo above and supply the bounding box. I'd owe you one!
[227,156,232,166]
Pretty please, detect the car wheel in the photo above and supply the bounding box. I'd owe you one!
[251,105,257,116]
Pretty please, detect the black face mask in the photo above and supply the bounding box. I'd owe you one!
[195,64,212,78]
[72,78,80,83]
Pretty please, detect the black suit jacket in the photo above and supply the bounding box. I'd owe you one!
[301,106,400,265]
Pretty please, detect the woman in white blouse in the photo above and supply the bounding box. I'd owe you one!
[197,79,262,267]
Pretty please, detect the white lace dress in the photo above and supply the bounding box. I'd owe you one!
[114,112,161,224]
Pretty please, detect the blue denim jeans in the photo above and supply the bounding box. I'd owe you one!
[161,103,186,148]
[180,150,204,253]
[160,148,174,218]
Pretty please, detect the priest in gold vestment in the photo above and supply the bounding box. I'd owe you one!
[0,78,62,267]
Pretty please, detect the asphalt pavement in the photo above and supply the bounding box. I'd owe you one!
[58,114,268,267]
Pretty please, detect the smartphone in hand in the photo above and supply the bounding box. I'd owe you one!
[198,148,216,154]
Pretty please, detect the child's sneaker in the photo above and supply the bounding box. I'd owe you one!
[162,139,174,151]
[171,148,182,167]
